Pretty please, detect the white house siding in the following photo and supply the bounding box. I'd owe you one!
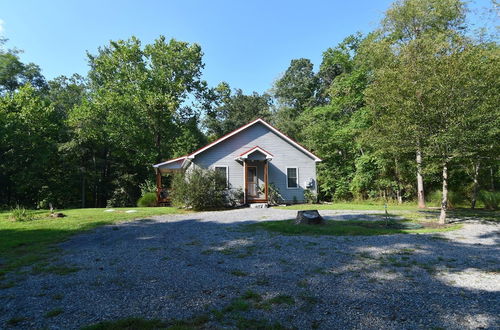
[191,122,317,203]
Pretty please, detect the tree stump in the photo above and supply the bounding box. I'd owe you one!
[295,210,324,225]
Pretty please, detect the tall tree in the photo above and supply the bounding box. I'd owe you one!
[364,0,469,209]
[69,36,207,207]
[0,85,60,206]
[0,40,47,94]
[204,85,272,139]
[273,58,318,138]
[366,0,499,222]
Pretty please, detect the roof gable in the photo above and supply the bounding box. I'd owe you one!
[236,146,273,160]
[153,118,321,168]
[186,118,321,162]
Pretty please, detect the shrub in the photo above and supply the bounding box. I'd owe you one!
[171,168,240,211]
[304,189,317,204]
[139,180,157,196]
[10,205,35,222]
[267,183,283,205]
[106,174,139,207]
[426,190,467,208]
[137,192,157,207]
[479,190,499,210]
[226,188,244,207]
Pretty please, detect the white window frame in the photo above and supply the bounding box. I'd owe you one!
[286,167,299,189]
[214,165,229,188]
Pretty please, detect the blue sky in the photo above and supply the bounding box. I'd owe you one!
[0,0,494,94]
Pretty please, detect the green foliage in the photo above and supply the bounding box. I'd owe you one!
[139,180,157,196]
[0,40,47,94]
[204,85,272,138]
[304,189,317,204]
[273,58,319,138]
[82,317,166,330]
[426,190,468,208]
[248,219,461,236]
[137,192,157,207]
[44,308,63,318]
[67,35,207,207]
[479,191,499,210]
[9,205,35,222]
[267,183,283,205]
[0,207,184,276]
[170,168,240,211]
[1,3,498,214]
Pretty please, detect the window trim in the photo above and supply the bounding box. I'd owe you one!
[286,167,299,189]
[214,165,229,188]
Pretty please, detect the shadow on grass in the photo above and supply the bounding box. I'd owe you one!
[0,214,498,329]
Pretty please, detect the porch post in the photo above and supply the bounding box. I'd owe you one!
[264,160,268,202]
[156,169,162,206]
[243,161,247,204]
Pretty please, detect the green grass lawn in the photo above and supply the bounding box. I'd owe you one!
[276,202,420,211]
[0,207,185,278]
[276,203,499,221]
[247,219,462,236]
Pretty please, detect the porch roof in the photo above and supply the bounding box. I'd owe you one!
[235,146,273,161]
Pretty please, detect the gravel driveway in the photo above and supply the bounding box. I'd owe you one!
[1,208,499,329]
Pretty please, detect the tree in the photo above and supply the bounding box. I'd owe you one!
[0,84,60,207]
[317,33,363,104]
[366,1,499,222]
[69,36,207,207]
[273,58,318,138]
[0,40,47,94]
[364,0,469,210]
[204,85,272,139]
[298,35,373,201]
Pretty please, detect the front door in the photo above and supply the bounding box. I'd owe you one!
[247,166,258,198]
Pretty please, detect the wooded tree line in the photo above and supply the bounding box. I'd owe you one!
[1,0,498,221]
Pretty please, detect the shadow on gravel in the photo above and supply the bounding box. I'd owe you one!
[0,216,498,329]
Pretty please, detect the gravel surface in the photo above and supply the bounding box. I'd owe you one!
[1,208,499,329]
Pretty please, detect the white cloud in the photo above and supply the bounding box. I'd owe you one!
[0,19,4,35]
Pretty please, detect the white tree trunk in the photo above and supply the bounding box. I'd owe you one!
[416,148,426,208]
[439,162,449,224]
[395,158,403,204]
[471,162,480,209]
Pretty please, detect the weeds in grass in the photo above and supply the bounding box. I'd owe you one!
[236,317,284,329]
[254,277,270,286]
[82,317,166,330]
[31,264,80,275]
[223,298,250,312]
[6,317,28,326]
[268,294,295,305]
[9,206,36,222]
[247,219,461,237]
[0,280,15,289]
[242,290,262,302]
[230,270,248,277]
[297,279,309,288]
[236,246,257,258]
[45,308,63,318]
[311,267,329,275]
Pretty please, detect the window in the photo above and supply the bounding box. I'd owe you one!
[215,166,228,188]
[287,167,298,188]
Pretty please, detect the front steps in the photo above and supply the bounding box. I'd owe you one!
[249,203,269,208]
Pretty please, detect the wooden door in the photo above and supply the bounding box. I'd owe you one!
[247,166,257,198]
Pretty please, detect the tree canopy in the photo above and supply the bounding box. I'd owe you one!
[0,0,498,220]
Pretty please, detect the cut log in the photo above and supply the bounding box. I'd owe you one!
[295,210,324,225]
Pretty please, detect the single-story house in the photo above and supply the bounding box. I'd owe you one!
[153,118,321,204]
